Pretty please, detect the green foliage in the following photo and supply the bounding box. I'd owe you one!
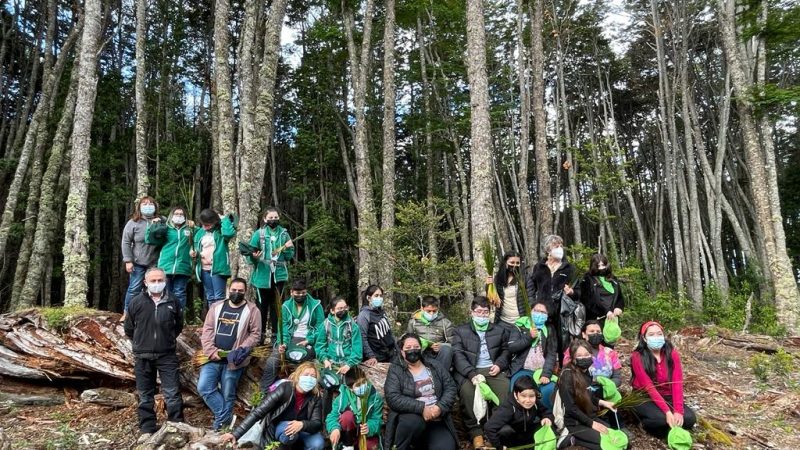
[44,423,78,450]
[38,306,98,330]
[749,353,771,383]
[621,292,692,335]
[249,383,264,407]
[771,348,794,378]
[749,348,797,387]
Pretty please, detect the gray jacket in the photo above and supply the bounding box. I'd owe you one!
[122,218,160,266]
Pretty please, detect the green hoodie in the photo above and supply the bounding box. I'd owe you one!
[281,293,324,346]
[247,225,295,289]
[325,384,384,441]
[145,216,194,276]
[315,314,363,367]
[192,214,238,279]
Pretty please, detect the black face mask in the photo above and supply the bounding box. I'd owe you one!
[404,349,422,364]
[587,333,604,347]
[507,266,519,274]
[229,292,246,305]
[335,310,347,319]
[265,220,279,229]
[293,295,306,303]
[575,357,593,370]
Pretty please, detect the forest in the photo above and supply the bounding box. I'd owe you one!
[0,0,797,336]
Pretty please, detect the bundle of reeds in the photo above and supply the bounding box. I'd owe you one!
[481,240,501,307]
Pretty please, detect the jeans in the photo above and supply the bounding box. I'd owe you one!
[197,361,245,430]
[166,274,190,310]
[124,264,148,312]
[200,270,228,306]
[275,420,325,450]
[134,353,184,433]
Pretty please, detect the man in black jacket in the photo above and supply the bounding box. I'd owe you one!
[124,267,184,435]
[452,296,510,448]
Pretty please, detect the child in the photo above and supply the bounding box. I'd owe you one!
[326,378,383,450]
[406,296,454,369]
[485,376,554,449]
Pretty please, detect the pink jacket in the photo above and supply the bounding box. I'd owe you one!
[631,349,685,414]
[201,301,262,370]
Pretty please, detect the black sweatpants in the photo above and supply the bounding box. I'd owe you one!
[394,414,456,450]
[634,397,697,438]
[134,353,184,433]
[257,282,285,341]
[561,418,609,450]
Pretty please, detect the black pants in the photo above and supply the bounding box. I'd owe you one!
[495,424,540,448]
[634,398,697,438]
[394,414,456,450]
[560,418,610,450]
[257,282,285,341]
[134,353,184,433]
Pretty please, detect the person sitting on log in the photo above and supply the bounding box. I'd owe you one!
[484,375,554,450]
[631,321,697,440]
[314,296,363,387]
[451,296,510,449]
[221,362,324,450]
[384,332,458,450]
[406,295,455,370]
[356,285,396,365]
[325,377,384,450]
[260,279,323,392]
[124,266,184,436]
[198,277,262,430]
[507,301,558,410]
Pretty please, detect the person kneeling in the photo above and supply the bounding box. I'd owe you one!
[220,362,324,450]
[326,378,383,450]
[485,376,554,449]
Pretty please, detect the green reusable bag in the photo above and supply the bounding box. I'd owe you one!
[667,426,693,450]
[603,317,622,344]
[600,428,629,450]
[533,424,557,450]
[595,376,622,403]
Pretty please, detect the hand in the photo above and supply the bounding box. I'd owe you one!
[278,344,287,354]
[285,239,294,248]
[297,340,308,347]
[673,412,684,427]
[606,311,615,321]
[422,405,437,421]
[187,220,195,228]
[364,358,378,367]
[119,313,127,322]
[252,250,262,258]
[599,400,617,411]
[359,423,369,435]
[539,376,550,385]
[220,433,236,445]
[152,217,161,223]
[125,262,133,273]
[541,418,552,427]
[563,285,574,296]
[488,365,500,376]
[329,429,341,446]
[429,405,442,419]
[190,250,197,258]
[485,276,494,285]
[337,364,350,375]
[530,327,538,338]
[591,421,609,434]
[613,308,623,317]
[431,343,441,352]
[211,351,221,361]
[324,360,332,369]
[284,420,303,436]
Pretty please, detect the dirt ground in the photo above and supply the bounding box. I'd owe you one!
[1,328,799,449]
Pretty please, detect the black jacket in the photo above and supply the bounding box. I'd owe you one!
[525,258,575,319]
[451,322,510,385]
[507,323,558,378]
[574,273,625,321]
[557,367,601,428]
[484,393,555,448]
[383,355,458,449]
[356,306,396,362]
[124,291,183,356]
[232,380,323,446]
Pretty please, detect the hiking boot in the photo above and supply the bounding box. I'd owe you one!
[472,435,485,449]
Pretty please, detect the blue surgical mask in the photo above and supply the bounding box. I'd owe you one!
[646,335,666,351]
[532,312,548,328]
[371,297,384,308]
[141,204,156,216]
[423,311,438,322]
[298,375,317,393]
[472,316,490,326]
[353,384,369,397]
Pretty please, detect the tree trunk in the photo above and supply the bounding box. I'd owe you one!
[515,0,537,263]
[61,0,102,307]
[213,0,237,215]
[418,18,438,270]
[465,0,496,284]
[134,0,149,198]
[530,0,551,242]
[380,0,397,294]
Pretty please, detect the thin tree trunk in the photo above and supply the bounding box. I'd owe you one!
[418,18,438,268]
[516,0,536,263]
[380,0,397,293]
[213,0,236,215]
[134,0,149,197]
[530,0,551,242]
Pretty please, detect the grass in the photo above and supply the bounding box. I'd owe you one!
[38,306,101,330]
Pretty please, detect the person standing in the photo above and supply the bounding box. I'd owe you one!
[145,207,194,309]
[192,208,237,308]
[574,253,625,329]
[124,267,184,435]
[121,196,162,316]
[489,251,526,329]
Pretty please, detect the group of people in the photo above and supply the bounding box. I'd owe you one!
[121,197,696,449]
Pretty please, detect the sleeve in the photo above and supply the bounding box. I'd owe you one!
[123,301,135,338]
[406,318,415,334]
[347,322,364,367]
[631,351,670,413]
[241,306,262,348]
[507,326,533,354]
[671,351,685,414]
[525,269,537,299]
[484,404,512,448]
[314,322,328,362]
[301,395,323,434]
[611,368,622,387]
[247,231,261,265]
[494,327,511,371]
[443,318,455,342]
[615,280,625,311]
[557,369,595,427]
[431,360,457,413]
[280,302,292,344]
[325,394,342,433]
[121,221,134,263]
[174,302,184,337]
[451,328,477,381]
[307,304,325,347]
[538,396,555,422]
[221,214,237,242]
[280,230,295,261]
[355,312,376,360]
[367,393,384,436]
[232,383,287,439]
[542,325,558,379]
[200,308,219,358]
[384,365,425,414]
[576,274,591,307]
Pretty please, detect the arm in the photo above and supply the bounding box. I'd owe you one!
[279,230,295,260]
[431,360,457,414]
[538,395,555,422]
[355,312,376,360]
[442,317,455,342]
[325,395,342,433]
[451,328,478,380]
[200,308,220,358]
[314,322,329,362]
[301,395,323,434]
[558,370,595,427]
[346,323,364,367]
[124,302,135,338]
[576,274,590,307]
[384,365,425,414]
[484,404,512,448]
[507,325,533,354]
[306,303,325,347]
[631,351,671,413]
[406,318,416,335]
[232,383,289,439]
[493,327,511,371]
[247,232,261,265]
[121,221,134,263]
[615,280,625,311]
[281,302,293,344]
[221,214,237,242]
[671,351,685,414]
[366,393,384,436]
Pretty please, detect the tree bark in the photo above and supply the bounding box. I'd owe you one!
[213,0,237,216]
[418,18,438,271]
[530,0,551,242]
[380,0,397,295]
[515,0,537,263]
[134,0,149,198]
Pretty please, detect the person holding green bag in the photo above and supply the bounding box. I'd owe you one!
[507,302,558,410]
[406,296,455,369]
[326,378,383,450]
[573,254,624,343]
[485,376,554,449]
[562,321,623,387]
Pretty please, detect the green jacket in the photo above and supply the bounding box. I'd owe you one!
[247,225,294,289]
[325,384,384,440]
[281,294,325,347]
[145,221,194,276]
[314,314,363,367]
[192,214,238,279]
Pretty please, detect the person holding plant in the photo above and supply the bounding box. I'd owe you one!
[121,196,163,317]
[145,206,194,309]
[192,208,238,308]
[507,302,558,409]
[314,296,363,385]
[248,207,295,341]
[488,251,527,328]
[221,362,324,450]
[484,376,554,449]
[631,321,696,439]
[356,285,396,365]
[556,339,622,449]
[384,333,458,450]
[325,378,383,450]
[406,295,455,369]
[574,253,624,331]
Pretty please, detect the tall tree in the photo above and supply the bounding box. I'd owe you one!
[515,0,536,263]
[530,0,551,244]
[134,0,149,197]
[380,0,397,294]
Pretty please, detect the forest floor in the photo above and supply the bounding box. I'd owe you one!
[1,327,799,449]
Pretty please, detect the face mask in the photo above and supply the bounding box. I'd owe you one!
[353,384,369,397]
[587,333,604,347]
[550,247,564,261]
[575,357,593,370]
[229,292,246,305]
[532,312,548,328]
[472,316,490,326]
[404,349,421,363]
[172,215,186,225]
[423,311,438,322]
[141,204,156,216]
[147,281,166,295]
[298,375,317,393]
[507,265,519,274]
[335,310,347,320]
[265,219,278,229]
[646,335,666,350]
[370,297,384,308]
[293,295,306,303]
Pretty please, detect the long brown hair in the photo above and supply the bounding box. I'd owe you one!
[566,339,594,415]
[130,196,158,221]
[288,361,321,396]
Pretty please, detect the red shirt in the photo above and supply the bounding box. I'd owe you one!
[630,349,685,414]
[294,391,306,415]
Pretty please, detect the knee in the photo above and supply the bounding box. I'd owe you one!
[397,413,425,434]
[682,409,697,429]
[304,433,325,450]
[339,410,356,431]
[497,425,515,438]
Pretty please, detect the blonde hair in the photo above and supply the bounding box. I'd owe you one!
[288,361,321,396]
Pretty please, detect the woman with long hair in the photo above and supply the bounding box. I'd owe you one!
[121,196,162,316]
[355,285,396,365]
[574,253,624,329]
[489,250,526,327]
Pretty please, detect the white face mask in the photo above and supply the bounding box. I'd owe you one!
[147,281,166,295]
[172,215,186,225]
[550,247,564,260]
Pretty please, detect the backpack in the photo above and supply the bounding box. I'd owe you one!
[591,277,620,315]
